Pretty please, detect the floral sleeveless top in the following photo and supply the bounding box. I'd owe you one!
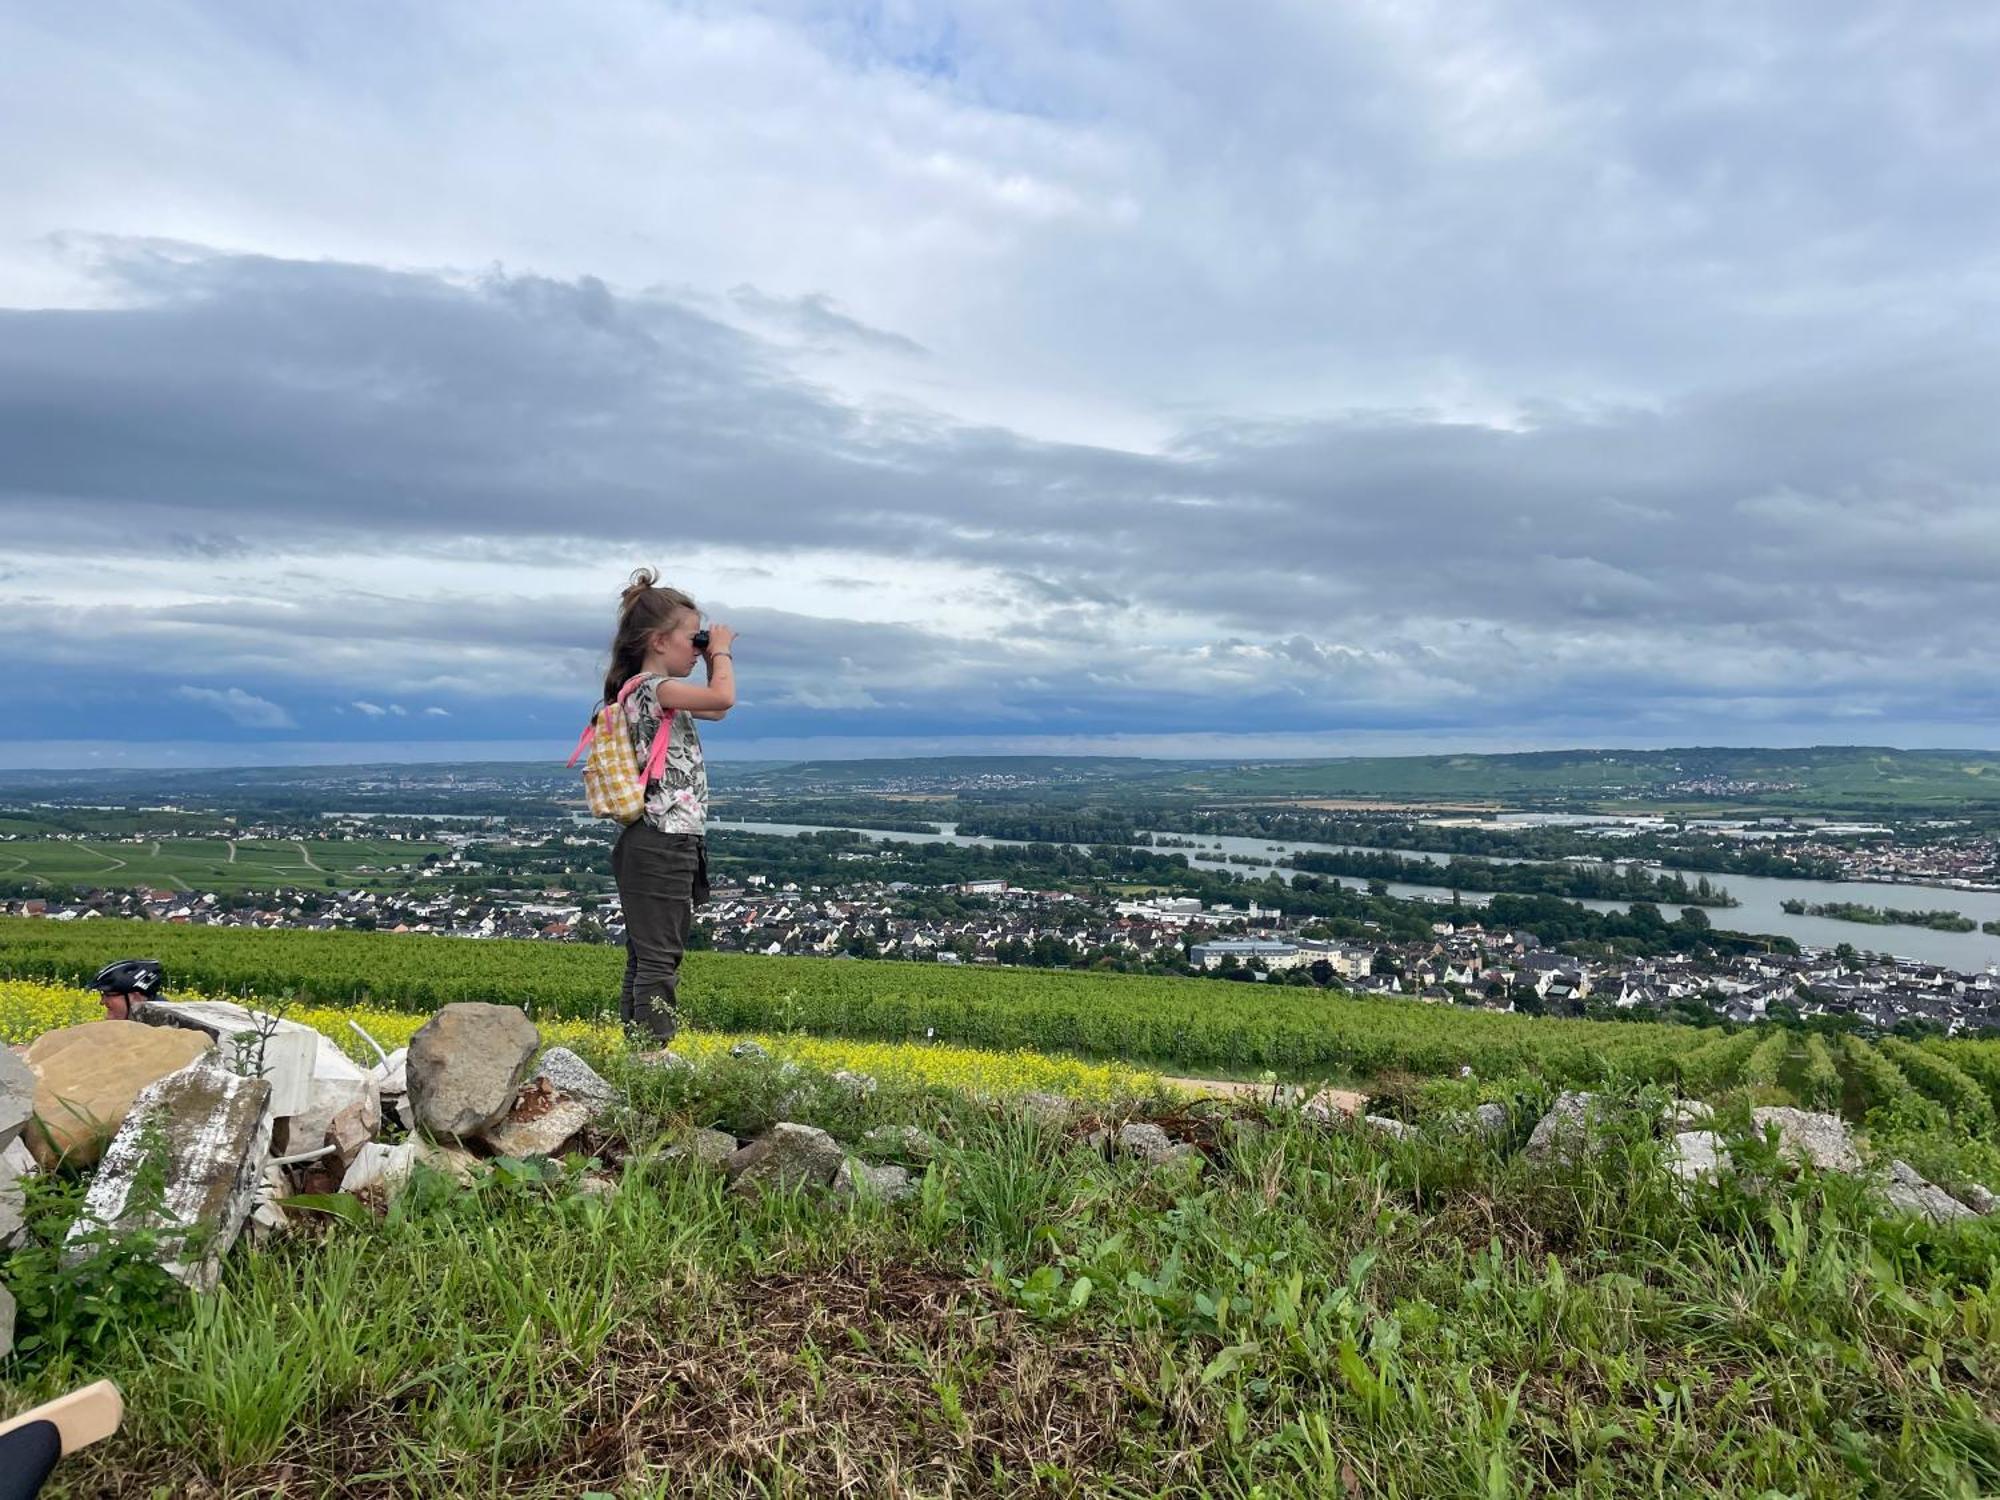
[624,675,707,835]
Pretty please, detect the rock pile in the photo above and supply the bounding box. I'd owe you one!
[1276,1083,1997,1226]
[0,1001,627,1347]
[1527,1093,1993,1224]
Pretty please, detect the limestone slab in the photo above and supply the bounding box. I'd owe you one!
[70,1058,274,1292]
[140,1001,319,1118]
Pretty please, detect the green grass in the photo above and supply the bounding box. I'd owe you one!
[0,837,450,894]
[5,1051,1998,1498]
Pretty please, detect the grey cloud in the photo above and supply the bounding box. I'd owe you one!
[727,286,928,356]
[3,246,1999,742]
[173,685,296,729]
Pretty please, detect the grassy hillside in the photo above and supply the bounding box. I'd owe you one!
[3,1013,1996,1498]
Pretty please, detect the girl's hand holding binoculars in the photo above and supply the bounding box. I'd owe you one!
[704,624,737,656]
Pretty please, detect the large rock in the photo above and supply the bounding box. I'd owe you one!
[725,1122,846,1196]
[481,1088,596,1159]
[1115,1122,1174,1163]
[831,1069,878,1099]
[832,1158,917,1203]
[1749,1107,1861,1173]
[1880,1160,1976,1224]
[1365,1115,1417,1141]
[25,1022,213,1169]
[532,1047,618,1108]
[663,1127,739,1169]
[70,1058,274,1292]
[1665,1130,1729,1187]
[1015,1091,1076,1127]
[1099,1122,1202,1171]
[1525,1091,1605,1163]
[0,1281,12,1363]
[327,1100,376,1169]
[1963,1183,1998,1216]
[275,1033,381,1158]
[140,1001,320,1118]
[1,1048,35,1151]
[406,1004,540,1142]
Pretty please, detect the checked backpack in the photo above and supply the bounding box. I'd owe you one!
[565,674,672,824]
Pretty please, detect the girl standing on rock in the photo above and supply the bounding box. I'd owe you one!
[601,568,735,1046]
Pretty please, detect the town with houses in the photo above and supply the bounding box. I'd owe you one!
[8,847,1999,1037]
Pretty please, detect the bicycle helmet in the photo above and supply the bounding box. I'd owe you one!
[88,959,165,997]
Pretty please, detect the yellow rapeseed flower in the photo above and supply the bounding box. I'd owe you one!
[0,980,1155,1099]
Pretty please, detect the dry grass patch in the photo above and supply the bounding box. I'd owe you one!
[556,1257,1133,1496]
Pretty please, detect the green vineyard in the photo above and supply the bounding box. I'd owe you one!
[5,917,1996,1120]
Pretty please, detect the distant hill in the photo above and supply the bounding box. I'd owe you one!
[6,745,1999,815]
[1169,746,2000,811]
[715,755,1201,792]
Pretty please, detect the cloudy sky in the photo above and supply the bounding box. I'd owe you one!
[3,1,1998,768]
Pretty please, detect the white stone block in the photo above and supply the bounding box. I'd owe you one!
[142,1001,319,1119]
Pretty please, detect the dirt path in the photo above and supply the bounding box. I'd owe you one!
[226,839,237,863]
[83,843,127,872]
[293,839,324,872]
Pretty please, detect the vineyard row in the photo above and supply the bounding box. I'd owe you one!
[2,918,1993,1119]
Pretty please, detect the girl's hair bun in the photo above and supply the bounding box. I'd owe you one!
[620,567,659,611]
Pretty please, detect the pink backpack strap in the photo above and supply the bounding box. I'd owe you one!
[564,674,672,779]
[566,675,655,767]
[638,676,673,785]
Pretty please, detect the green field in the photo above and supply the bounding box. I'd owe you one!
[0,837,448,894]
[1169,746,2000,812]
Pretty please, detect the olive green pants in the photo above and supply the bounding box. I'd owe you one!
[611,824,709,1042]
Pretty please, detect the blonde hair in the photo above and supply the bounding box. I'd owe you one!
[603,567,697,701]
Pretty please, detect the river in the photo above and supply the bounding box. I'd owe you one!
[709,819,2000,971]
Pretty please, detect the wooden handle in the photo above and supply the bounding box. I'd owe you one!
[0,1381,123,1452]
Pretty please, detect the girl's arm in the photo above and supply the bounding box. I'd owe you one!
[688,708,729,721]
[654,629,736,713]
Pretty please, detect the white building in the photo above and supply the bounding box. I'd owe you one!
[1188,938,1305,971]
